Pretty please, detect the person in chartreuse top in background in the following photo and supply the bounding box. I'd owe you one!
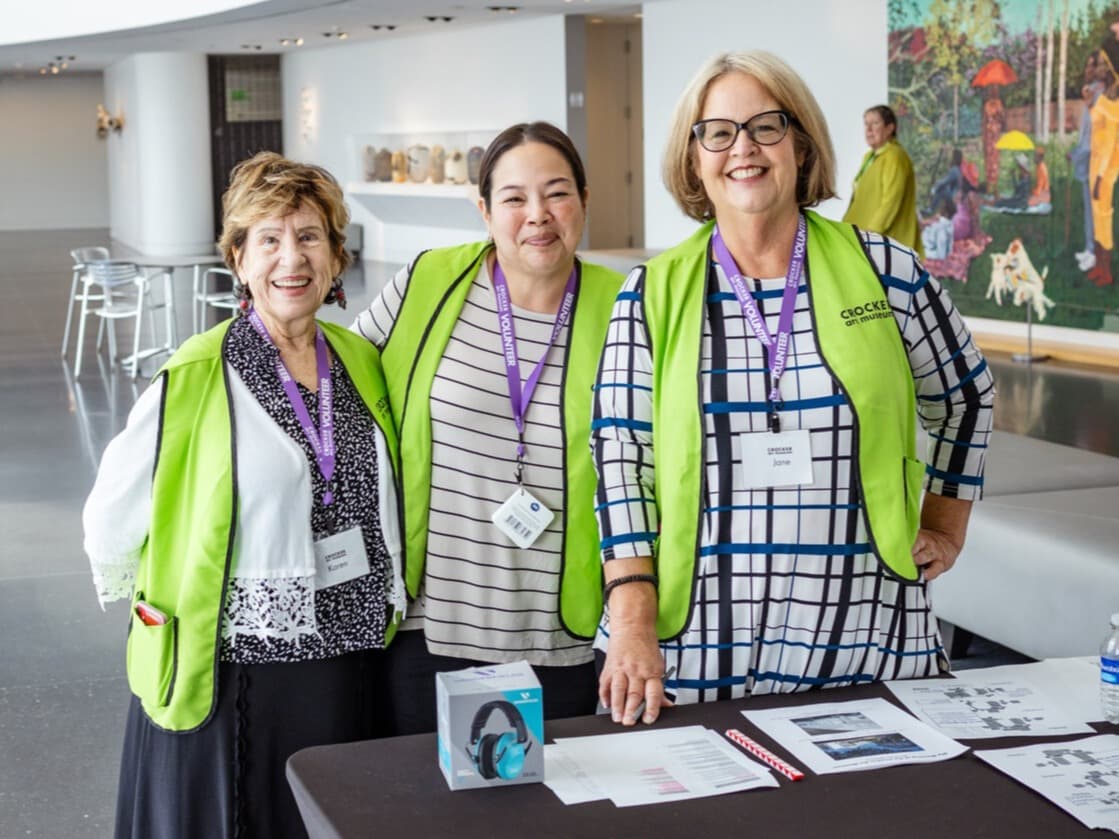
[352,122,623,734]
[592,51,994,726]
[83,152,404,839]
[843,104,924,256]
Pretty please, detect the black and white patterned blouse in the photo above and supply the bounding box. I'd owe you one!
[219,315,390,663]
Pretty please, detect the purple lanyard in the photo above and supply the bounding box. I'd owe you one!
[248,310,336,505]
[492,260,578,483]
[711,214,807,433]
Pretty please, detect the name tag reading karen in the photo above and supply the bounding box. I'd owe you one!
[492,488,555,549]
[313,526,370,589]
[735,429,815,488]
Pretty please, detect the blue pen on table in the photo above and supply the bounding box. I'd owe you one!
[630,665,676,722]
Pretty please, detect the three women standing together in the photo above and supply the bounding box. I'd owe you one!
[84,50,993,839]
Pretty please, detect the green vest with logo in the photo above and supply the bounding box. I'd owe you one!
[643,211,922,641]
[380,243,623,639]
[126,319,400,732]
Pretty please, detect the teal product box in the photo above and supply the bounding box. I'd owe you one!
[436,660,544,790]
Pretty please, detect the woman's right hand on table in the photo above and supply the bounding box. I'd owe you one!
[598,567,669,725]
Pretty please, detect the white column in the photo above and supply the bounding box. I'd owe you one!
[104,52,213,257]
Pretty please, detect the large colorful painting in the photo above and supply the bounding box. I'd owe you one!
[889,0,1119,333]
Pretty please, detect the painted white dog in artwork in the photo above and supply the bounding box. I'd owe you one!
[987,238,1056,321]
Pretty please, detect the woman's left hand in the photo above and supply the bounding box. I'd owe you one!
[913,494,974,581]
[911,527,962,581]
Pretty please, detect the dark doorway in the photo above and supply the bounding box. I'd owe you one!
[208,55,284,236]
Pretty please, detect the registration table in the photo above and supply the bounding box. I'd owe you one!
[287,680,1117,839]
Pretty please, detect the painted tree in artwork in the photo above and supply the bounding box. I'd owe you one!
[924,0,1002,141]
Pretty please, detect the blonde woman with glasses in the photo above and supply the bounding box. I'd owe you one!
[592,51,994,726]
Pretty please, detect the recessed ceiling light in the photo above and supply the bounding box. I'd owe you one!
[370,24,397,31]
[424,15,453,22]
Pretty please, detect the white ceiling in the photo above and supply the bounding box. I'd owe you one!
[0,0,644,76]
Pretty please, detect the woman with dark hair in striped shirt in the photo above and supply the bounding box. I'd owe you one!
[352,122,623,734]
[593,51,994,726]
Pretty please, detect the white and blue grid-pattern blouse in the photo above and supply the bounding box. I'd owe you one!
[591,230,995,704]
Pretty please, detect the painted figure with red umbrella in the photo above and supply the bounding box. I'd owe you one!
[973,59,1018,195]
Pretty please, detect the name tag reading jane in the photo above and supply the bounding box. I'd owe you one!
[735,429,815,488]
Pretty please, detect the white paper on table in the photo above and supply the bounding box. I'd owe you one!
[886,675,1095,739]
[976,733,1119,832]
[742,697,967,775]
[552,725,778,807]
[543,744,607,805]
[954,657,1103,724]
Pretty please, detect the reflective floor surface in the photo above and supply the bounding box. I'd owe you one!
[1,228,1115,836]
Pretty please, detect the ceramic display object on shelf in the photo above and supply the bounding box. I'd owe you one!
[430,145,446,184]
[467,146,484,185]
[407,145,431,183]
[361,145,377,182]
[391,150,407,183]
[373,148,393,182]
[445,149,468,185]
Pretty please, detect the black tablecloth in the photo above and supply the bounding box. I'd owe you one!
[287,680,1115,838]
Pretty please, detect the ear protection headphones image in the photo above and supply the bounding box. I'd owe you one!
[466,699,532,780]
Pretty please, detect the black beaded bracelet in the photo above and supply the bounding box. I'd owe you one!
[603,573,658,604]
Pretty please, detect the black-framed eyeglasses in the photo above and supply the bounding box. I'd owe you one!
[691,110,792,152]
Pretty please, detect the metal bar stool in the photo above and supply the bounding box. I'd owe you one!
[62,246,110,358]
[74,261,172,378]
[192,267,240,334]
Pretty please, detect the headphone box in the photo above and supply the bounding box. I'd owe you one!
[436,660,544,790]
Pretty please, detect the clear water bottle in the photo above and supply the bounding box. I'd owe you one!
[1102,613,1119,724]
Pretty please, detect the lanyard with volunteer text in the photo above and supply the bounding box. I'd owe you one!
[711,213,806,433]
[492,260,578,484]
[248,310,336,505]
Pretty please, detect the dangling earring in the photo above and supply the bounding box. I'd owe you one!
[326,275,347,310]
[234,278,252,317]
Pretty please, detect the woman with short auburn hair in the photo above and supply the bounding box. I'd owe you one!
[84,151,403,839]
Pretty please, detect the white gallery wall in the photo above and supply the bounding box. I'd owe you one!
[0,74,109,230]
[641,0,888,249]
[282,16,568,264]
[102,52,213,256]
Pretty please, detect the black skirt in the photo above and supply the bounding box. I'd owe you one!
[114,649,388,839]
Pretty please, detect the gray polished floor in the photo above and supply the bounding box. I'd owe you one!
[1,228,1116,836]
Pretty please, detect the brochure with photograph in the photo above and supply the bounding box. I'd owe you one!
[742,698,968,774]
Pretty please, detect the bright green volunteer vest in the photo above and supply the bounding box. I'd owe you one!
[126,319,399,732]
[379,243,623,639]
[643,211,923,641]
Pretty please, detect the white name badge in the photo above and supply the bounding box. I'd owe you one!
[313,526,370,589]
[734,429,815,488]
[492,488,555,549]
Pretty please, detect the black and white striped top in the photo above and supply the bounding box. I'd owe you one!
[592,231,995,703]
[353,258,593,666]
